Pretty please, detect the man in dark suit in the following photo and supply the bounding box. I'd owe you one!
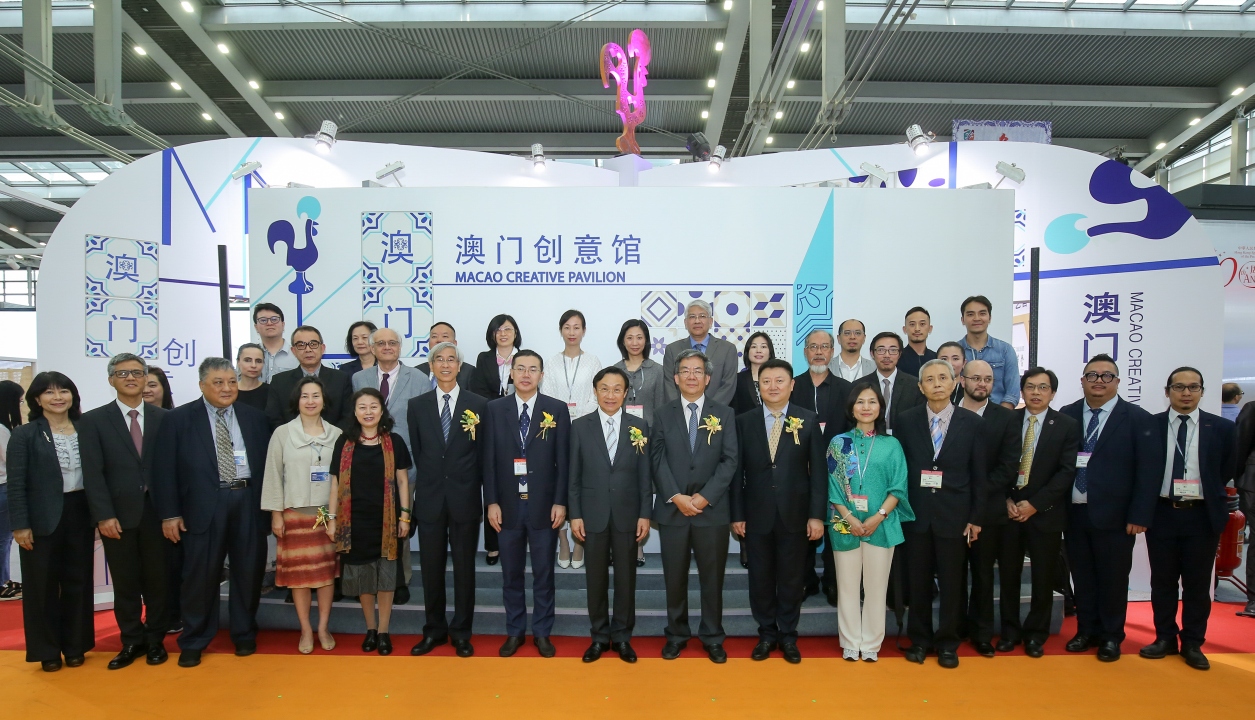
[897,359,988,669]
[80,353,170,670]
[857,331,923,436]
[732,359,825,664]
[153,357,271,668]
[998,368,1079,657]
[1139,367,1237,671]
[483,350,570,658]
[407,342,488,659]
[1237,401,1255,617]
[661,299,738,406]
[651,349,739,663]
[416,321,475,391]
[957,359,1022,657]
[265,325,353,430]
[1060,354,1159,662]
[569,367,652,663]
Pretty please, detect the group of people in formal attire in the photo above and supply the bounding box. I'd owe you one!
[4,296,1244,673]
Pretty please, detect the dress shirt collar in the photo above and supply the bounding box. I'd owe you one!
[1085,394,1119,415]
[597,407,623,427]
[203,397,234,420]
[689,335,709,353]
[116,398,144,420]
[926,402,955,425]
[680,394,706,420]
[437,382,461,410]
[762,402,789,422]
[839,355,862,372]
[516,391,538,417]
[968,399,990,417]
[300,364,321,378]
[378,362,401,384]
[1172,407,1201,427]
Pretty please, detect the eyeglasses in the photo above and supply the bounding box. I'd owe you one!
[433,356,459,365]
[292,341,323,351]
[963,375,994,384]
[373,340,401,348]
[686,314,711,321]
[112,369,146,379]
[677,369,707,378]
[1023,383,1053,393]
[873,347,900,356]
[255,316,282,325]
[805,343,833,351]
[1169,383,1203,393]
[1083,372,1117,383]
[840,330,864,337]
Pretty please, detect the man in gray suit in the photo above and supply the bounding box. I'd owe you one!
[651,349,739,663]
[351,327,432,441]
[830,319,877,382]
[570,366,652,664]
[662,299,738,406]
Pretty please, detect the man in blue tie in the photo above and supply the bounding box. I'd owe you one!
[483,350,569,658]
[1060,354,1159,662]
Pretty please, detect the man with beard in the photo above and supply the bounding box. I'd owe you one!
[898,307,937,377]
[831,320,876,383]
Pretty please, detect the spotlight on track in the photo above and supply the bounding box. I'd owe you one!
[859,162,890,188]
[993,161,1026,188]
[314,120,337,153]
[231,161,261,180]
[376,161,405,186]
[686,132,713,162]
[905,124,935,156]
[531,143,546,172]
[708,145,727,173]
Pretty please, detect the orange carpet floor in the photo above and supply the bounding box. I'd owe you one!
[1,600,1252,718]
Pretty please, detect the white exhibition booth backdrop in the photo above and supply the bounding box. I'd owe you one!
[33,136,1224,597]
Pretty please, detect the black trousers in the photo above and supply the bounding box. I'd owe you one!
[968,522,1004,643]
[1146,500,1219,649]
[583,522,639,644]
[100,494,169,647]
[178,487,266,651]
[416,514,478,641]
[498,510,559,638]
[18,491,95,663]
[164,535,183,627]
[660,523,729,646]
[905,529,966,652]
[999,521,1062,643]
[745,516,809,644]
[1241,490,1255,603]
[483,508,499,553]
[1066,503,1136,643]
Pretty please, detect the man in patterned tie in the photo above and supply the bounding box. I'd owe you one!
[1059,354,1159,662]
[406,342,488,658]
[153,358,271,668]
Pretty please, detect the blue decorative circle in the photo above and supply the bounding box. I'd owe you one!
[1044,213,1090,254]
[726,303,739,316]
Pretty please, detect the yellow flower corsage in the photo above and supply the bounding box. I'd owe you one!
[698,414,722,444]
[461,409,480,440]
[313,506,332,529]
[629,426,648,454]
[783,416,804,445]
[538,411,557,440]
[831,505,851,534]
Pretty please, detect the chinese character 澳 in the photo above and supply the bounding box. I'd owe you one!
[455,235,486,265]
[612,234,641,265]
[1083,292,1120,324]
[573,234,603,265]
[108,253,139,282]
[383,232,413,265]
[535,235,563,264]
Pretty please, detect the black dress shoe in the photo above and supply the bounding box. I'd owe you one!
[147,644,168,665]
[453,639,474,658]
[377,633,393,655]
[904,645,927,664]
[583,642,607,663]
[938,649,959,669]
[499,636,524,657]
[285,589,294,604]
[1181,645,1210,670]
[704,643,727,664]
[740,548,749,569]
[234,642,256,657]
[41,659,62,672]
[64,655,85,668]
[751,641,776,661]
[108,644,147,670]
[995,638,1017,653]
[804,581,819,598]
[1139,638,1178,659]
[1024,641,1044,658]
[394,585,410,605]
[1065,634,1094,653]
[1097,640,1121,662]
[780,642,802,664]
[411,636,448,656]
[637,556,646,568]
[1237,601,1255,618]
[823,587,838,608]
[361,629,379,653]
[177,650,201,668]
[612,641,637,663]
[972,641,995,658]
[534,636,556,658]
[485,552,500,566]
[661,640,686,660]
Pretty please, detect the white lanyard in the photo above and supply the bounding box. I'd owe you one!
[563,352,584,400]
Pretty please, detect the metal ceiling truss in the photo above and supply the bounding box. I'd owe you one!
[730,0,822,157]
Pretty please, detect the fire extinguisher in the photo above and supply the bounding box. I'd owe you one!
[1216,486,1248,594]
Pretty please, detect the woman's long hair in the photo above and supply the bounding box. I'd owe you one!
[0,380,24,429]
[343,387,394,442]
[25,371,82,422]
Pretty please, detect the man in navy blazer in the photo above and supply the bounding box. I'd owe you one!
[153,357,271,668]
[1138,367,1237,671]
[1059,354,1160,662]
[483,349,570,659]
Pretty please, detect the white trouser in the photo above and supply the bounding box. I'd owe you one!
[834,543,895,653]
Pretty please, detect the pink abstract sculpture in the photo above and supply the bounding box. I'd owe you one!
[600,29,651,156]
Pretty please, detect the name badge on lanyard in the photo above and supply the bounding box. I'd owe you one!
[310,465,330,483]
[514,458,528,494]
[233,450,248,471]
[1015,471,1028,490]
[626,405,644,419]
[1173,478,1201,498]
[1075,452,1092,468]
[850,494,869,512]
[920,470,943,488]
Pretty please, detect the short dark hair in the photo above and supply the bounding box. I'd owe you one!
[430,321,456,337]
[758,358,794,378]
[252,302,283,323]
[742,331,776,369]
[26,371,82,422]
[845,380,887,436]
[905,306,930,321]
[485,314,522,350]
[289,375,326,416]
[291,325,323,342]
[1165,366,1204,390]
[344,387,394,441]
[593,366,630,389]
[961,295,992,315]
[1021,367,1058,392]
[936,341,964,356]
[1084,354,1118,373]
[344,321,377,355]
[870,331,903,351]
[146,366,174,409]
[514,349,544,372]
[559,309,586,329]
[1222,383,1244,403]
[616,319,652,361]
[838,318,866,335]
[0,379,23,429]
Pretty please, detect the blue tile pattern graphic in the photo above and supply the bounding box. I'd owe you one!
[640,288,790,361]
[85,297,158,359]
[84,235,160,358]
[361,212,435,359]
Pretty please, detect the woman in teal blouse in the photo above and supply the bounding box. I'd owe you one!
[828,380,914,662]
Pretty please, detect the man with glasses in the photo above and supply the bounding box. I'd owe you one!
[264,325,353,430]
[857,332,923,435]
[351,327,431,442]
[957,296,1020,409]
[1059,354,1159,662]
[899,307,937,378]
[662,299,738,405]
[252,303,297,383]
[1139,368,1236,670]
[831,319,876,382]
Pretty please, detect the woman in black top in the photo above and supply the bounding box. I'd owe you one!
[235,343,270,412]
[732,331,776,414]
[337,321,377,378]
[468,313,522,399]
[328,388,411,656]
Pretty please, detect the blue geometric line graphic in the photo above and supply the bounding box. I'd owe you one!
[161,147,216,245]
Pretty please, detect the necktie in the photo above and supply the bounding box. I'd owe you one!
[440,393,452,442]
[1076,408,1103,494]
[128,409,143,455]
[519,402,530,451]
[930,415,943,459]
[606,417,617,459]
[688,403,699,451]
[1019,415,1037,486]
[883,378,893,430]
[380,371,391,405]
[215,408,236,483]
[1171,414,1189,496]
[768,411,783,462]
